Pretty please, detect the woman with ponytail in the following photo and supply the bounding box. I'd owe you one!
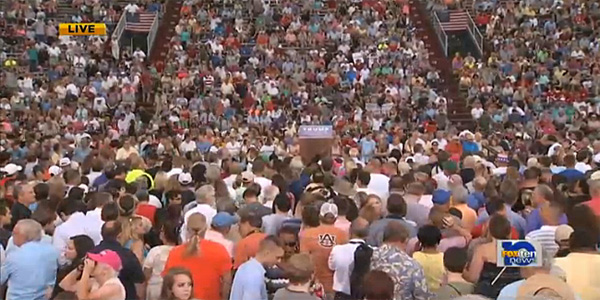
[162,213,233,300]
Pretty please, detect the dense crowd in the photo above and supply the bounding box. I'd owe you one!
[2,0,600,299]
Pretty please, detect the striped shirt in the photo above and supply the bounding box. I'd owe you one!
[525,225,559,257]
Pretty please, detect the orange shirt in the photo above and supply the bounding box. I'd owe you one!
[162,240,232,300]
[233,232,267,269]
[452,203,477,231]
[300,225,349,292]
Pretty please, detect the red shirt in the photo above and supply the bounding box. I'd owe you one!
[472,223,519,239]
[135,203,157,225]
[584,198,600,216]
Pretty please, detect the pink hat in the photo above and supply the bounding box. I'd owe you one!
[88,250,122,271]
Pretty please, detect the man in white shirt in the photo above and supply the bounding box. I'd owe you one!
[53,200,87,265]
[124,3,140,13]
[252,160,272,191]
[83,192,113,245]
[181,185,217,242]
[574,151,592,174]
[328,218,370,299]
[471,101,484,120]
[355,170,377,196]
[366,159,389,200]
[433,161,457,191]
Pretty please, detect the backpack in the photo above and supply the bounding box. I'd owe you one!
[350,241,373,299]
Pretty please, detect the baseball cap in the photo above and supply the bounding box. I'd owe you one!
[320,202,338,218]
[212,212,239,228]
[432,189,452,205]
[166,168,183,178]
[87,250,122,271]
[48,165,62,177]
[516,274,577,300]
[0,163,22,176]
[59,157,71,167]
[178,172,193,185]
[241,171,255,183]
[555,224,574,242]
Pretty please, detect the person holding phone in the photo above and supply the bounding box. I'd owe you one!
[59,250,126,300]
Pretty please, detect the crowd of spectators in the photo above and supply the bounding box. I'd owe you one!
[458,0,600,138]
[2,0,600,300]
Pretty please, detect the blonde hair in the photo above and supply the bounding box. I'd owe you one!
[131,156,147,169]
[119,215,144,244]
[185,213,207,257]
[48,176,66,199]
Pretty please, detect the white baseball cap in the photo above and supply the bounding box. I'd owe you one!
[59,157,71,167]
[320,202,338,218]
[178,172,193,185]
[166,168,183,178]
[49,165,62,176]
[0,163,22,176]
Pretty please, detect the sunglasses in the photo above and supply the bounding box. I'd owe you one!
[284,241,297,247]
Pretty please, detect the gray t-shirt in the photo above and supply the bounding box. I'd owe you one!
[273,289,319,300]
[262,214,289,236]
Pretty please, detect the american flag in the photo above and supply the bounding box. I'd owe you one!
[125,12,156,32]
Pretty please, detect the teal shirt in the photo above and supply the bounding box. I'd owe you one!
[27,48,38,61]
[181,31,190,42]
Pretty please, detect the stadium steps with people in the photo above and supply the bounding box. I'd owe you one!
[56,0,80,23]
[148,0,182,63]
[409,0,473,126]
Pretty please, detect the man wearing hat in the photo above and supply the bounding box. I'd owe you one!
[205,212,238,257]
[0,163,23,188]
[299,202,349,296]
[554,224,574,258]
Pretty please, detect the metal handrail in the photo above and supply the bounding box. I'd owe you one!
[465,11,483,55]
[431,11,448,56]
[111,11,127,48]
[147,15,159,56]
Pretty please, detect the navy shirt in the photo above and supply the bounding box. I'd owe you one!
[90,239,145,300]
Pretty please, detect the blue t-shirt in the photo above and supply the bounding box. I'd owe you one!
[360,138,376,161]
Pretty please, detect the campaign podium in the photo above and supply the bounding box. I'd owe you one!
[298,125,334,164]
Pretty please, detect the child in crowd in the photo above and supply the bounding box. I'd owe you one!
[413,225,445,291]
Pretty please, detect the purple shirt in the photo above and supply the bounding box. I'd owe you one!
[525,208,568,234]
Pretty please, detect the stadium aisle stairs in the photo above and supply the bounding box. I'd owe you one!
[57,0,80,23]
[149,0,182,63]
[409,0,474,127]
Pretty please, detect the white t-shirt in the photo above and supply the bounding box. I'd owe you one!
[368,173,390,199]
[125,3,140,13]
[471,107,484,119]
[433,172,450,191]
[254,176,272,191]
[226,141,241,157]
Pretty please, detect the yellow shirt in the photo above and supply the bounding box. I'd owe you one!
[413,251,445,291]
[555,253,600,300]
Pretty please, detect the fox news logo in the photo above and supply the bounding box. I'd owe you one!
[59,23,107,36]
[497,240,542,267]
